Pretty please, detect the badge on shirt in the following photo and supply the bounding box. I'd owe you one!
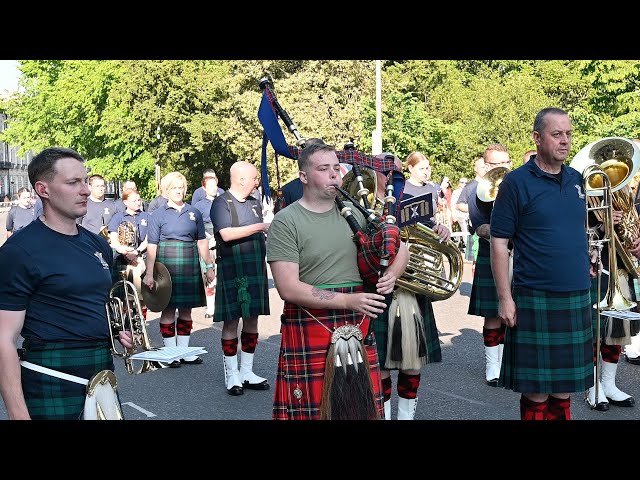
[141,219,147,226]
[94,252,110,270]
[251,204,260,218]
[575,184,585,199]
[189,212,196,221]
[103,207,111,215]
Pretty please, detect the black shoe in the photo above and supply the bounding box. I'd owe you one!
[486,378,498,387]
[158,360,181,368]
[180,357,203,365]
[607,396,635,407]
[626,355,640,365]
[586,398,610,411]
[243,379,270,390]
[227,385,244,396]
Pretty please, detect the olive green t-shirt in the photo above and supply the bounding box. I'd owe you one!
[266,201,365,286]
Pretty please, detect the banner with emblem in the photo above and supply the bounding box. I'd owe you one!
[398,192,434,227]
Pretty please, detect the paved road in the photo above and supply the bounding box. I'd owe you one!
[1,211,640,421]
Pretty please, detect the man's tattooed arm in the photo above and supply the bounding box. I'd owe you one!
[476,223,491,241]
[311,287,337,300]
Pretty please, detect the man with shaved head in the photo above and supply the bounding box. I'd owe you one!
[210,161,271,396]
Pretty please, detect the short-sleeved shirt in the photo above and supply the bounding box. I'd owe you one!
[6,205,36,232]
[211,192,263,233]
[147,203,206,244]
[107,210,150,246]
[402,181,439,223]
[281,178,304,207]
[266,201,365,285]
[490,161,590,292]
[194,198,215,224]
[191,186,225,205]
[456,179,479,207]
[0,219,113,341]
[468,182,493,236]
[79,198,116,234]
[147,195,168,213]
[114,199,126,215]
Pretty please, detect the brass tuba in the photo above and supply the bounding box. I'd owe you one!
[105,272,159,375]
[343,168,463,300]
[570,137,640,281]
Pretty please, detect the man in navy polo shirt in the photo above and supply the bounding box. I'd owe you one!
[0,147,133,420]
[78,174,116,236]
[490,107,597,420]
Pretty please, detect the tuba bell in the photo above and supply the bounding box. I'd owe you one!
[570,136,640,280]
[105,271,159,375]
[476,167,510,203]
[343,167,463,300]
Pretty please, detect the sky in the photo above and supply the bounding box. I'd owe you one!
[0,60,20,94]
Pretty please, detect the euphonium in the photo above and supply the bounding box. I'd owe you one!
[343,167,463,300]
[105,272,159,375]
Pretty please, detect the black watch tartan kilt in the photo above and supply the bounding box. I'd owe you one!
[468,240,499,317]
[20,338,115,420]
[157,240,206,309]
[498,286,594,394]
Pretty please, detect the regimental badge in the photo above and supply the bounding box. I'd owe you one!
[104,207,110,215]
[251,205,260,218]
[575,184,585,199]
[189,212,196,221]
[141,219,147,226]
[94,252,110,270]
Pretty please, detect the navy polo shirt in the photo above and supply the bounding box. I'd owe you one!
[147,203,206,243]
[6,205,36,232]
[490,161,590,292]
[0,219,113,341]
[108,210,150,245]
[467,182,494,237]
[193,198,214,224]
[211,192,264,232]
[79,198,116,234]
[191,186,225,205]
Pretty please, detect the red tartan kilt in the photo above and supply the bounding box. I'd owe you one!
[355,224,400,286]
[273,297,384,420]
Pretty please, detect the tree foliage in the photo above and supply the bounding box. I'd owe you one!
[2,60,640,199]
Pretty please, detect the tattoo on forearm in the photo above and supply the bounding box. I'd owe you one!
[311,287,336,300]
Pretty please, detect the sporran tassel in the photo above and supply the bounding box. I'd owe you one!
[319,324,379,420]
[385,289,427,370]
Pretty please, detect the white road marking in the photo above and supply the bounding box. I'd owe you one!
[429,388,490,406]
[122,402,157,417]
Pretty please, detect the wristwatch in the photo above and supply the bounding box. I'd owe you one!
[205,263,214,270]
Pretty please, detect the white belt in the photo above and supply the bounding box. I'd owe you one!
[20,361,89,386]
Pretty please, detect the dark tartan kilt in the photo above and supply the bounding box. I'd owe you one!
[373,288,442,368]
[468,240,499,317]
[498,286,594,394]
[273,285,384,420]
[214,234,269,322]
[20,338,115,420]
[157,240,206,309]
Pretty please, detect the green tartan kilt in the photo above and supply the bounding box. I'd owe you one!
[373,289,441,368]
[214,234,269,322]
[158,240,206,309]
[468,240,499,317]
[20,338,115,420]
[498,286,593,394]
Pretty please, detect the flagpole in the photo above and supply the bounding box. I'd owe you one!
[371,60,383,155]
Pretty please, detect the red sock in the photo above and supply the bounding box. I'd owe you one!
[241,331,259,353]
[599,343,621,363]
[159,322,176,338]
[483,327,502,347]
[381,376,392,402]
[176,318,193,336]
[547,396,571,420]
[397,372,420,399]
[222,337,238,356]
[520,395,548,420]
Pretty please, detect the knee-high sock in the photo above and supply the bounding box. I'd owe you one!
[160,322,176,338]
[546,396,571,420]
[397,372,420,399]
[176,318,193,336]
[382,376,392,402]
[222,337,238,356]
[241,331,259,353]
[483,327,502,347]
[520,395,548,420]
[599,343,621,364]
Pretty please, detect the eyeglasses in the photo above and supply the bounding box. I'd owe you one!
[485,161,511,166]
